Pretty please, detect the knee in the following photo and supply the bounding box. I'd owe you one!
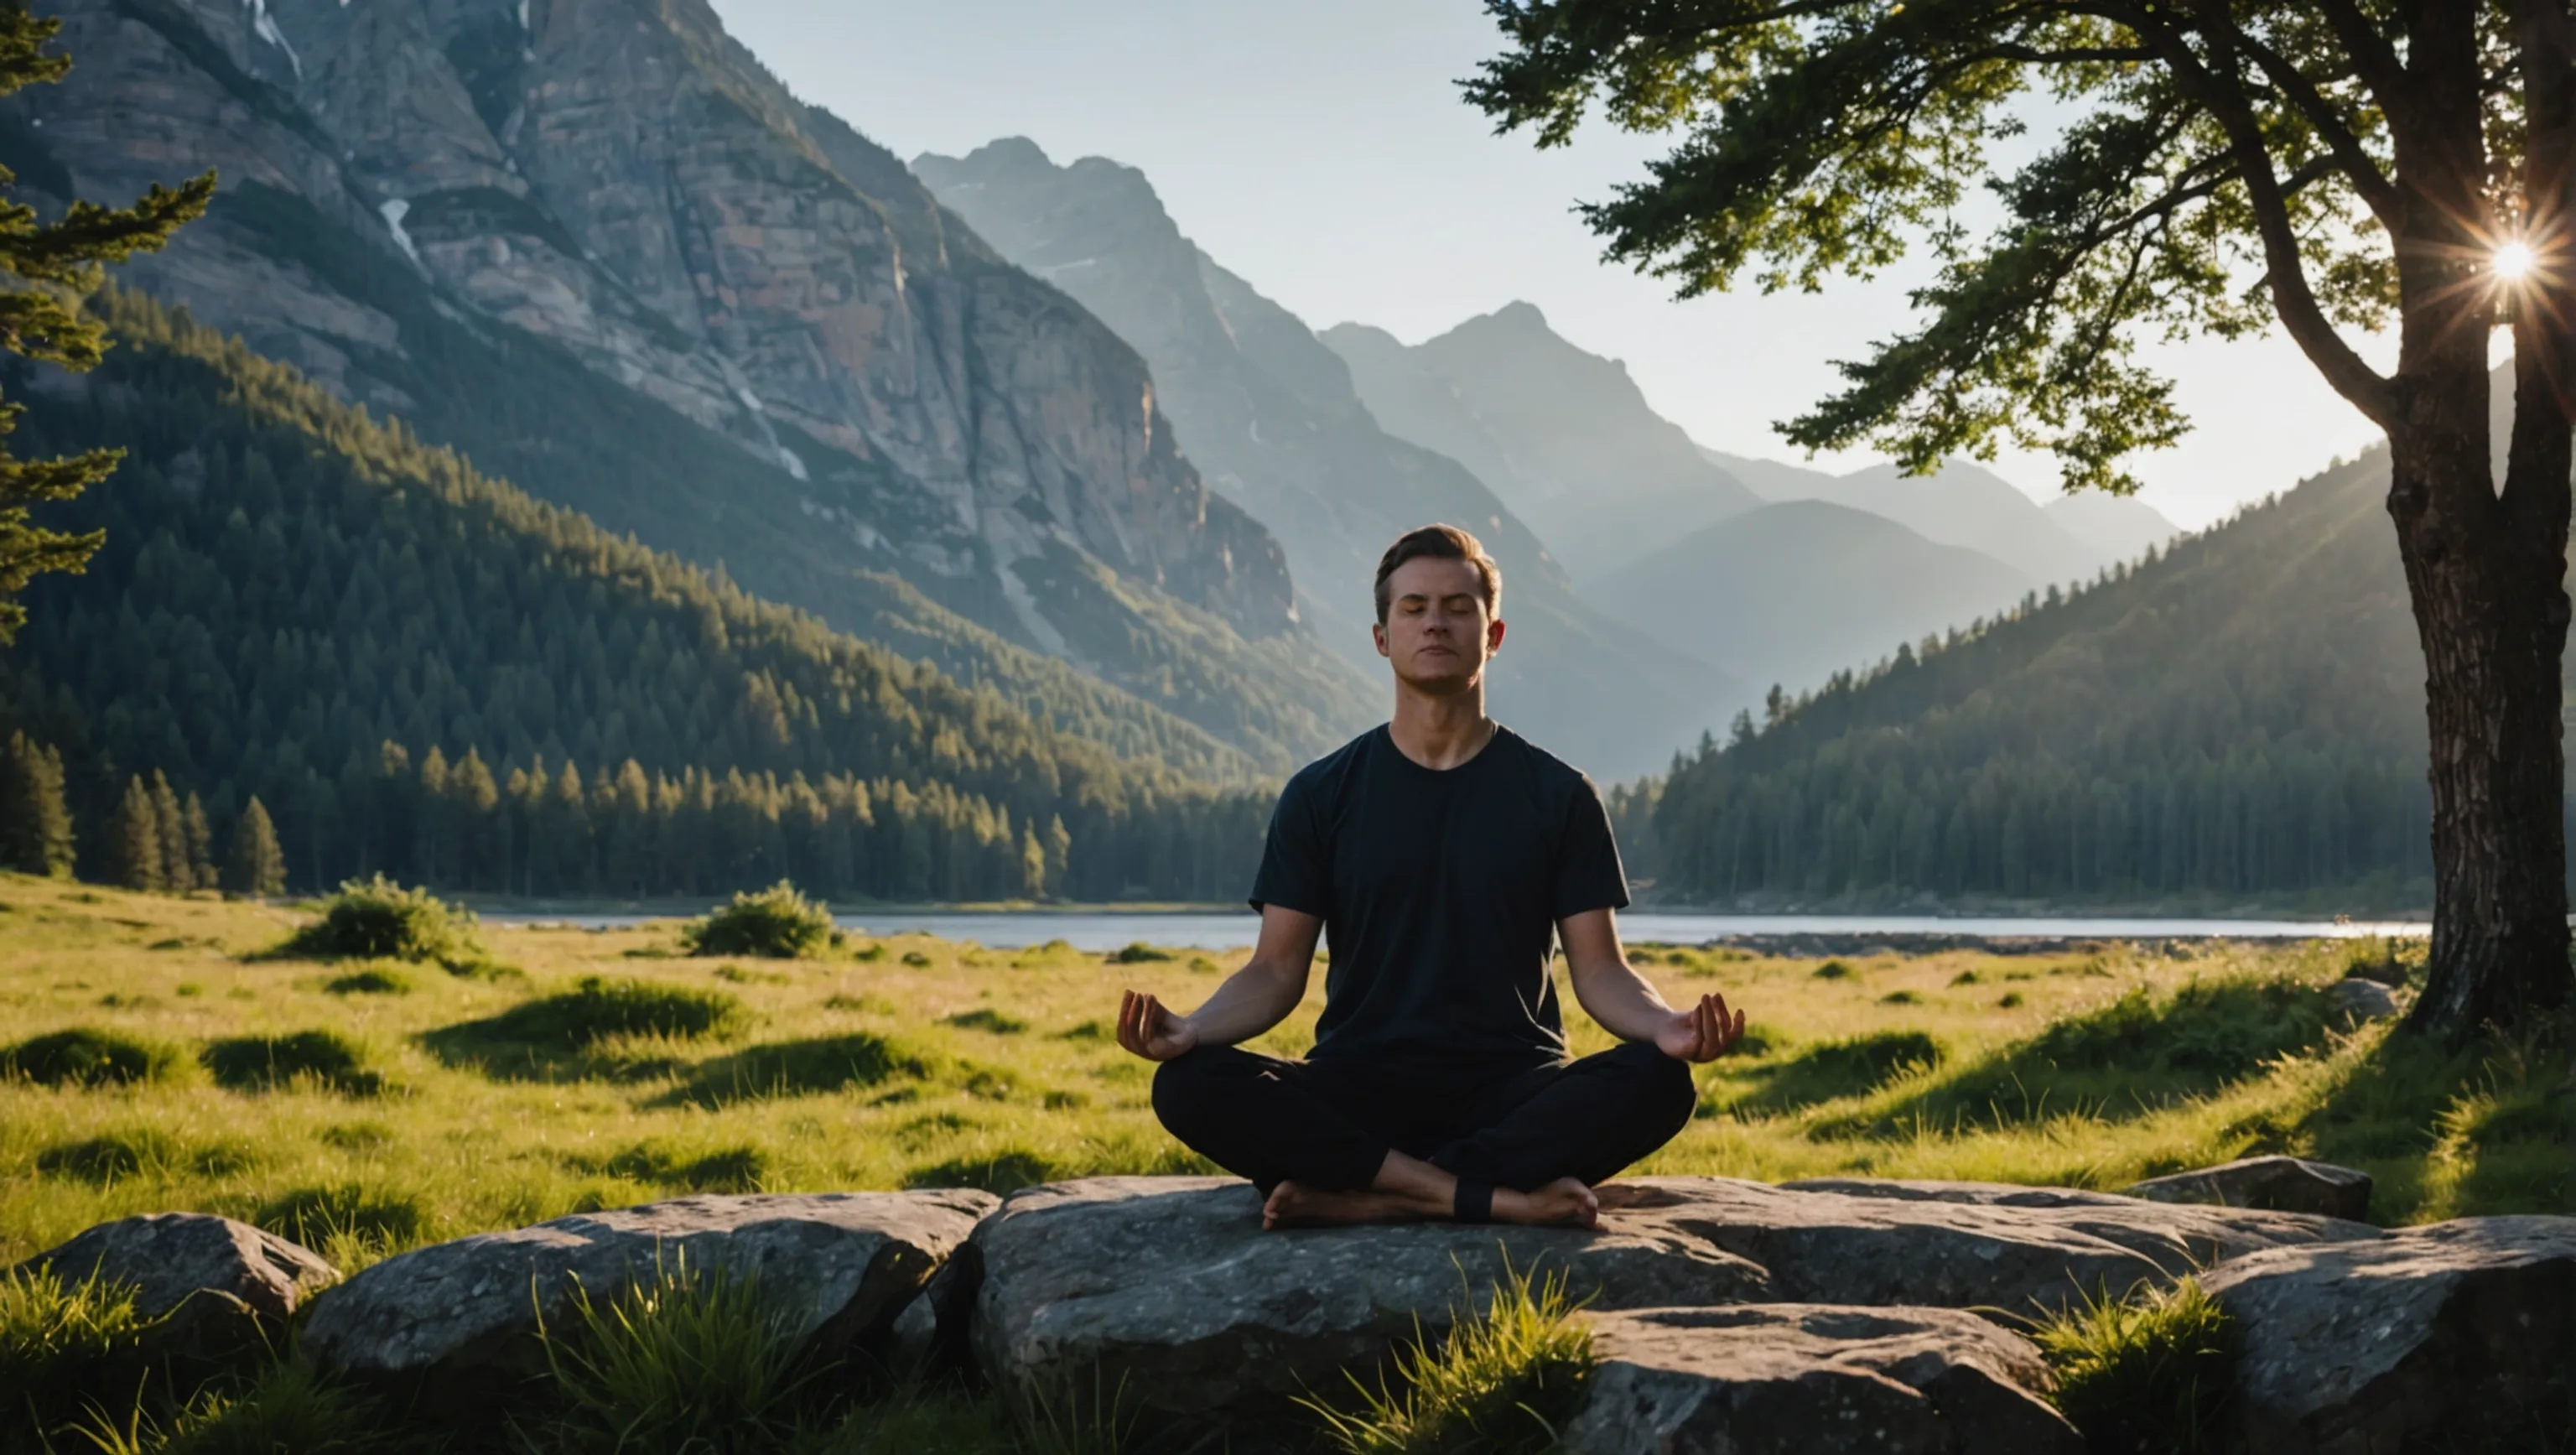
[1149,1047,1229,1134]
[1609,1040,1699,1130]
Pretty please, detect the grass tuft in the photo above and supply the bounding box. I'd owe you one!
[3,1027,183,1088]
[273,877,480,968]
[1304,1261,1596,1455]
[2033,1277,2237,1455]
[202,1032,383,1096]
[531,1258,821,1455]
[670,1033,932,1109]
[902,1150,1057,1194]
[324,965,413,996]
[1728,1030,1943,1114]
[255,1183,425,1258]
[461,977,750,1050]
[0,1265,169,1446]
[680,882,838,960]
[1106,943,1171,964]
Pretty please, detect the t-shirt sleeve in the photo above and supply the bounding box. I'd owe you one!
[1249,772,1332,917]
[1552,777,1631,919]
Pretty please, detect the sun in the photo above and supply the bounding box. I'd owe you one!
[2495,241,2537,282]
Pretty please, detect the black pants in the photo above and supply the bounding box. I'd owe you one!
[1150,1040,1696,1195]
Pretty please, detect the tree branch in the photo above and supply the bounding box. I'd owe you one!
[2311,0,2411,117]
[2122,0,2397,425]
[2224,25,2402,227]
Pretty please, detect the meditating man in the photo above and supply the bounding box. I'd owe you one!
[1115,523,1747,1230]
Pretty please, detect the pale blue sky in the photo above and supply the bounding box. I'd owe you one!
[709,0,2398,529]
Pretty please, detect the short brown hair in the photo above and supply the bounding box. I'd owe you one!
[1374,524,1502,624]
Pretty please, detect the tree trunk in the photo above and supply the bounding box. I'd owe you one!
[2387,386,2573,1036]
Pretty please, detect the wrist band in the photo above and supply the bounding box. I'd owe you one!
[1453,1179,1495,1224]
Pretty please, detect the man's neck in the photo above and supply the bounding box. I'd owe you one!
[1388,681,1495,771]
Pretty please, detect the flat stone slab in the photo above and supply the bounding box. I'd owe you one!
[2125,1155,2375,1222]
[2204,1214,2576,1453]
[1561,1304,2082,1455]
[1784,1177,2142,1208]
[18,1213,337,1354]
[303,1191,994,1388]
[968,1177,1773,1431]
[1607,1177,2375,1314]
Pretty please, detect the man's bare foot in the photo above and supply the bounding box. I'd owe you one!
[1491,1177,1601,1229]
[1263,1180,1441,1229]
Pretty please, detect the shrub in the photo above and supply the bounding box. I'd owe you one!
[532,1260,820,1455]
[2033,1278,2237,1455]
[275,877,478,966]
[680,882,836,959]
[1812,959,1853,980]
[475,978,750,1049]
[1108,942,1172,964]
[2,1027,182,1087]
[1304,1262,1596,1455]
[203,1031,382,1096]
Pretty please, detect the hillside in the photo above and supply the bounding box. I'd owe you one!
[1322,306,1764,585]
[1636,444,2449,911]
[1591,502,2034,704]
[0,289,1270,902]
[912,140,1741,779]
[3,0,1373,767]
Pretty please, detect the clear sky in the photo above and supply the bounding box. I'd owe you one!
[709,0,2401,530]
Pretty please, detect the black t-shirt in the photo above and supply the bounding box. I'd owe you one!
[1249,724,1629,1072]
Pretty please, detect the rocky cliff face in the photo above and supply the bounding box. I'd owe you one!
[916,139,1742,780]
[8,0,1368,765]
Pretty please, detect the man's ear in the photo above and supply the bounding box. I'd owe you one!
[1372,621,1390,658]
[1487,616,1507,653]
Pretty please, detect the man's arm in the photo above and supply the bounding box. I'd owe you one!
[1116,904,1323,1061]
[1558,907,1747,1063]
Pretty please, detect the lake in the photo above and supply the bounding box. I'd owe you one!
[488,909,2430,953]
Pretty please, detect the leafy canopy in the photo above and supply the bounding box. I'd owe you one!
[0,4,210,642]
[1467,1,2516,491]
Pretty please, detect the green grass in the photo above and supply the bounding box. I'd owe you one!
[2033,1277,2237,1455]
[531,1259,822,1454]
[1303,1263,1596,1455]
[682,883,839,960]
[201,1032,385,1097]
[3,1029,184,1089]
[0,1266,169,1453]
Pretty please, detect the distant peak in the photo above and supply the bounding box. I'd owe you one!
[921,136,1055,177]
[1488,300,1549,330]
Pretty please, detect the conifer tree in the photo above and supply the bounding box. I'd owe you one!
[109,774,160,890]
[224,796,284,897]
[148,769,188,891]
[0,729,73,875]
[0,6,211,643]
[180,792,214,891]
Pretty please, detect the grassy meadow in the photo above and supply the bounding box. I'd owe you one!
[3,871,2567,1273]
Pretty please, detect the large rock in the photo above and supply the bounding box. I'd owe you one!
[1610,1177,2373,1314]
[17,1213,337,1354]
[2329,976,2402,1023]
[1784,1177,2142,1208]
[2125,1156,2376,1222]
[2204,1215,2576,1453]
[303,1191,993,1390]
[1561,1304,2082,1455]
[968,1177,1772,1432]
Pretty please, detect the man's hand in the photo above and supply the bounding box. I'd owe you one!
[1654,991,1748,1063]
[1117,988,1201,1062]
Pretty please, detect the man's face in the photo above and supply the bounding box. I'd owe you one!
[1374,556,1504,693]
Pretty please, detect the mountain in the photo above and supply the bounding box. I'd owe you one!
[3,0,1372,768]
[912,140,1742,779]
[1588,502,2034,705]
[0,288,1269,902]
[1638,442,2449,910]
[1700,446,2183,581]
[1321,307,1764,585]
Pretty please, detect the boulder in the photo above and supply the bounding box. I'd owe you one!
[1561,1304,2082,1455]
[302,1191,993,1392]
[2125,1155,2375,1222]
[2329,976,2401,1023]
[968,1177,1772,1432]
[16,1213,337,1355]
[1784,1177,2141,1208]
[1607,1177,2371,1313]
[2204,1214,2576,1454]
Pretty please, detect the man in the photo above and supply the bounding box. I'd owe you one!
[1116,523,1747,1229]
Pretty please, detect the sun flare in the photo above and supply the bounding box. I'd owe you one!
[2495,241,2537,281]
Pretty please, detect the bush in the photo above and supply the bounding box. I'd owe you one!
[1108,943,1171,964]
[1812,959,1853,980]
[531,1260,821,1455]
[202,1031,383,1096]
[2,1027,182,1087]
[680,882,835,959]
[2033,1277,2237,1455]
[275,877,479,967]
[476,978,750,1049]
[1304,1263,1596,1455]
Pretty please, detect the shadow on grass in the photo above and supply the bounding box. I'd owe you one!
[257,1182,426,1253]
[903,1150,1058,1195]
[2285,1018,2573,1223]
[204,1031,386,1096]
[1826,975,2342,1138]
[1722,1031,1943,1115]
[422,978,747,1083]
[652,1033,933,1109]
